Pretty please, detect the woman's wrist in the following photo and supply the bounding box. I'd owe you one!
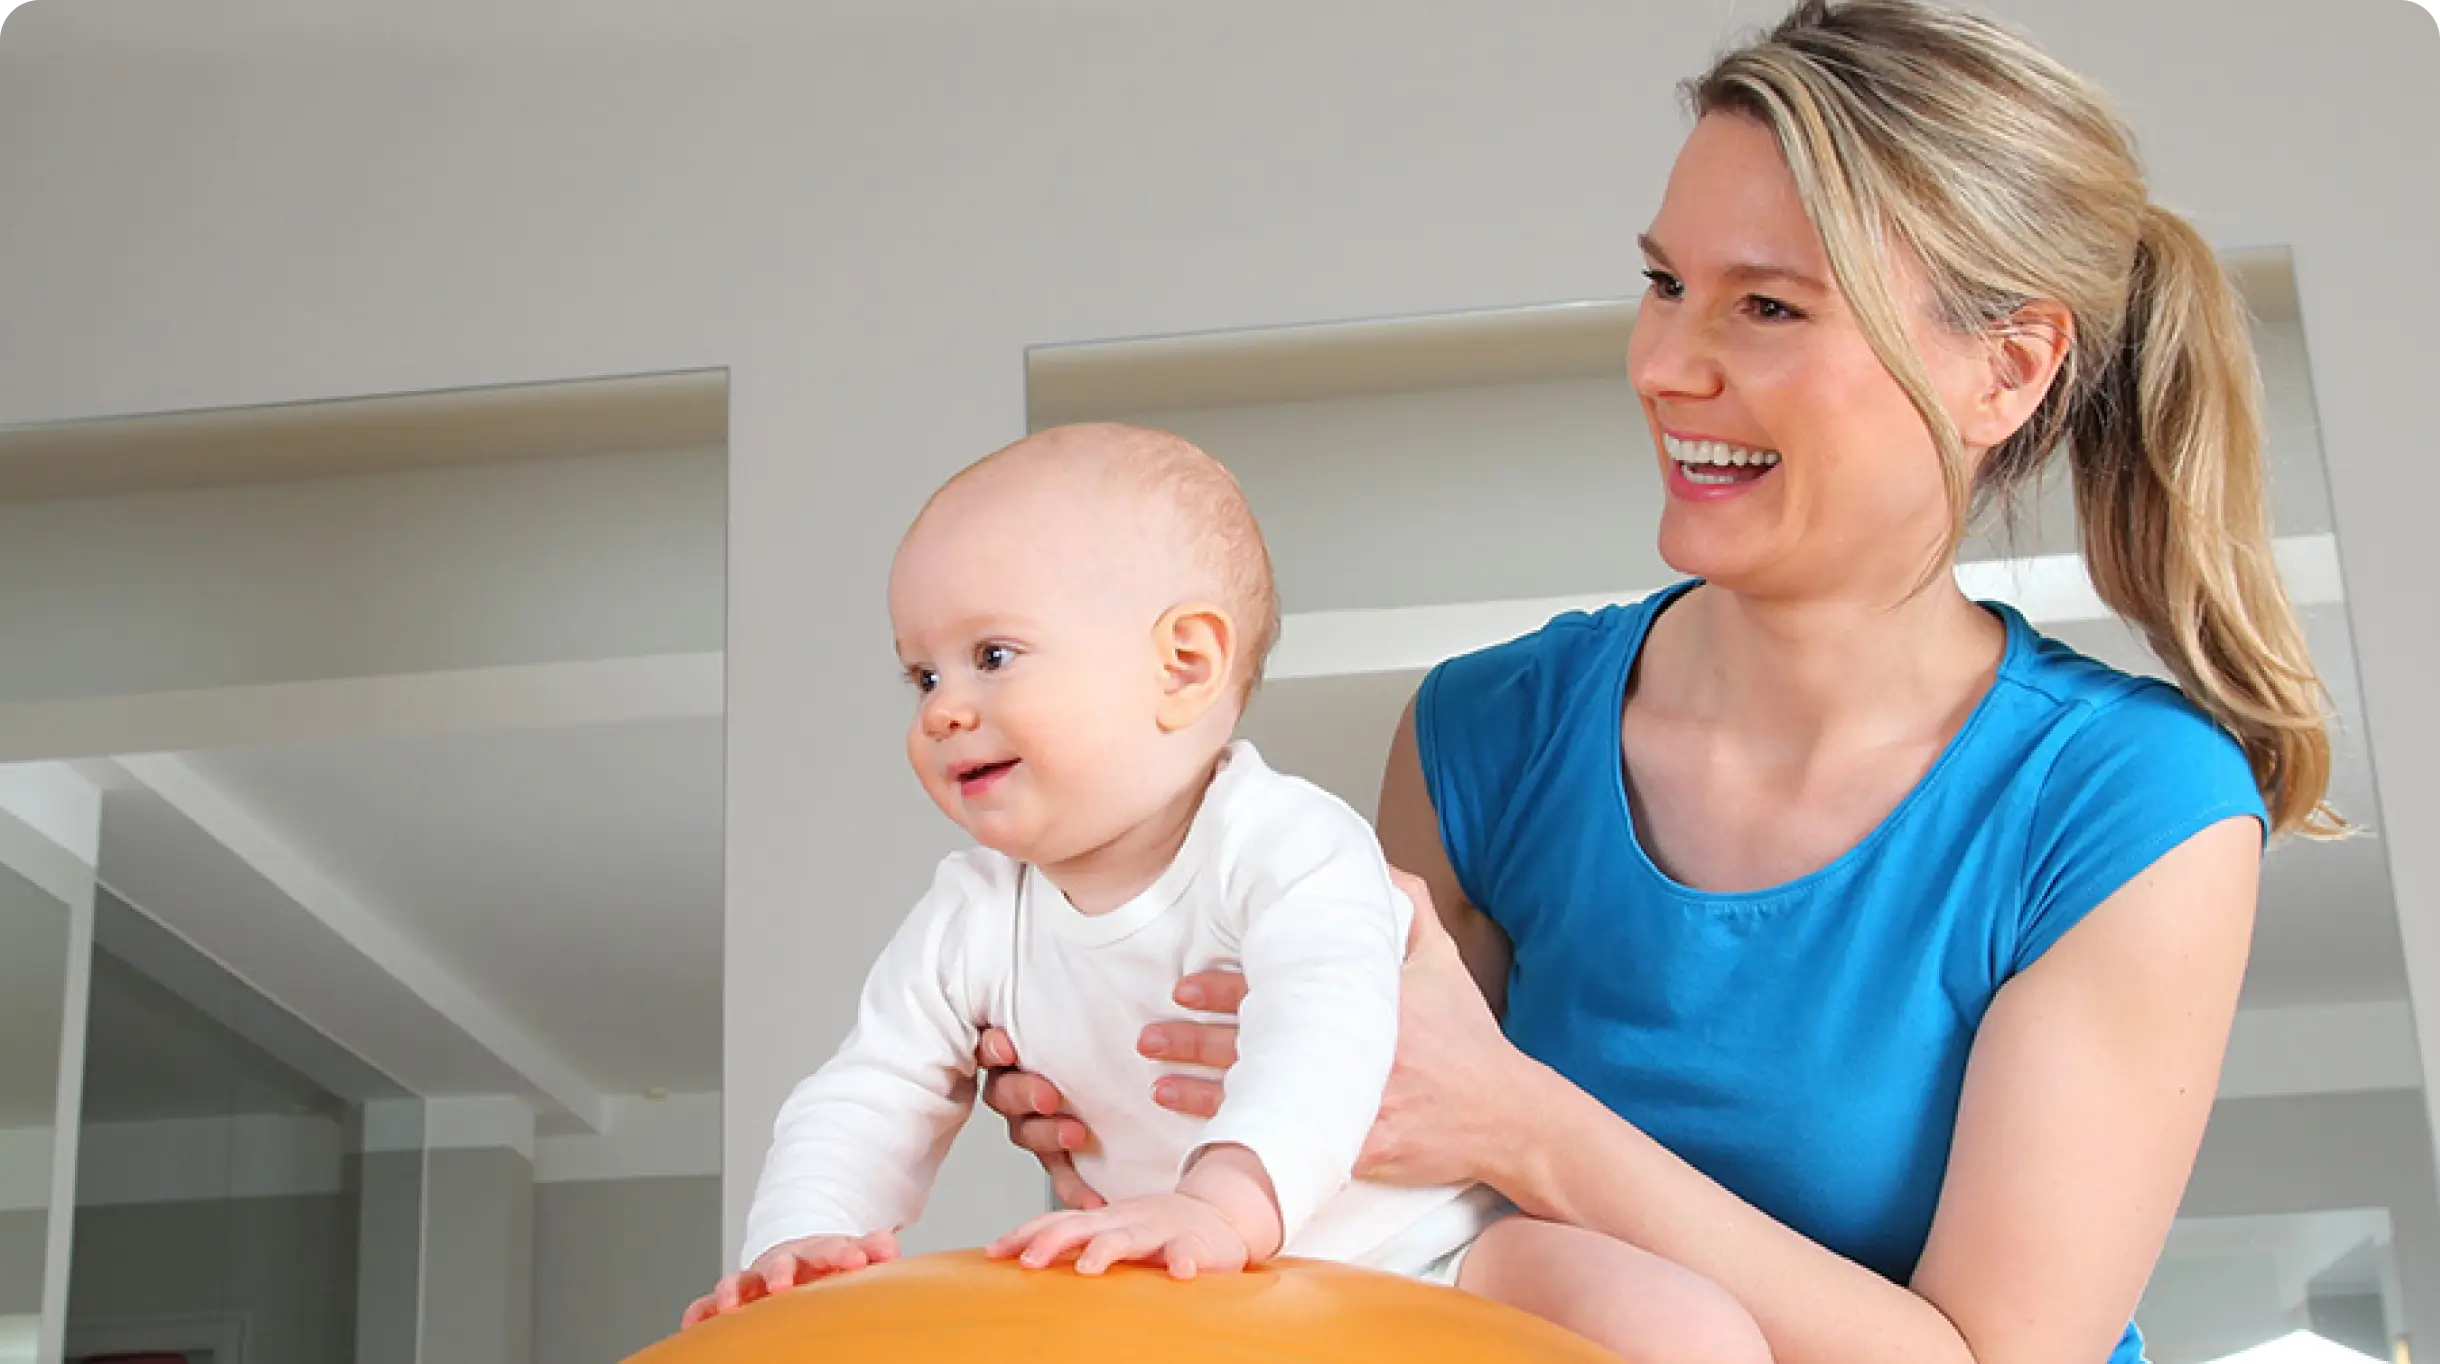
[1473,1043,1574,1205]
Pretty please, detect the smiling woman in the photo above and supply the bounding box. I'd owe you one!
[981,2,2374,1361]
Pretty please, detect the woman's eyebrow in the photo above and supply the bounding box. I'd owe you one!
[1639,232,1828,292]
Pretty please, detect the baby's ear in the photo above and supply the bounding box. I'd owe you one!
[1153,602,1238,732]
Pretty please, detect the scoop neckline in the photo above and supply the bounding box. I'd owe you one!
[1606,580,2028,905]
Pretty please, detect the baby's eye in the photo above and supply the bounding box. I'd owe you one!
[975,643,1015,672]
[905,665,938,693]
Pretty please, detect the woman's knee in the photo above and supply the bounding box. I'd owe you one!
[1461,1217,1772,1364]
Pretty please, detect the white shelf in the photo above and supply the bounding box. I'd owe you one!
[1267,532,2342,682]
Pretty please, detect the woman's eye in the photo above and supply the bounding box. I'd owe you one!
[976,644,1013,672]
[1642,268,1683,300]
[1748,295,1803,322]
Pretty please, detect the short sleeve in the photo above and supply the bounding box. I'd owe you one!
[2015,680,2269,975]
[1415,614,1588,915]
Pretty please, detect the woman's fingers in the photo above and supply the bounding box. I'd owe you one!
[1137,1019,1239,1068]
[1149,1074,1226,1119]
[982,1067,1067,1123]
[1387,865,1455,960]
[1047,1152,1107,1210]
[1172,968,1248,1013]
[977,1026,1019,1070]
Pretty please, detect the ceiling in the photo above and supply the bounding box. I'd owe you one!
[126,717,728,1104]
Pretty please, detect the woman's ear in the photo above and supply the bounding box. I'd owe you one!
[1965,300,2075,448]
[1153,602,1239,732]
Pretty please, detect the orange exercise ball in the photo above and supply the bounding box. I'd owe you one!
[625,1249,1616,1363]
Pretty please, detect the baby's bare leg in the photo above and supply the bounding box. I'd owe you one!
[1455,1216,1773,1364]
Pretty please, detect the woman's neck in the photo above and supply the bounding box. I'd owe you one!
[1646,576,2006,760]
[1038,750,1224,915]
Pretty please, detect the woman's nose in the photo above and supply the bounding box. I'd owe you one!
[1628,309,1723,402]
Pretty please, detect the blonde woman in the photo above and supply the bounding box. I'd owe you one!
[980,1,2343,1358]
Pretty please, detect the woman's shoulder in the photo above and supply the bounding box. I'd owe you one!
[1996,613,2260,800]
[1982,613,2268,968]
[1421,583,1685,719]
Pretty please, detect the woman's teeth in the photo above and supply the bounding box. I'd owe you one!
[1663,434,1782,487]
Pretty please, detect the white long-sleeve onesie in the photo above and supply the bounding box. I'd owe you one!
[741,741,1501,1276]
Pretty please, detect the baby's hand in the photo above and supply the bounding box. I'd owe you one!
[986,1194,1250,1279]
[678,1230,900,1329]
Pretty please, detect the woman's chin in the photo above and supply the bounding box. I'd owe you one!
[1655,528,1755,588]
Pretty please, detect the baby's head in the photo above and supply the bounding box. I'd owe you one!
[888,422,1278,870]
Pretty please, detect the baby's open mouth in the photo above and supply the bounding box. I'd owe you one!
[956,759,1019,791]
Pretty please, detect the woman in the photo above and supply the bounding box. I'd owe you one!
[980,1,2343,1358]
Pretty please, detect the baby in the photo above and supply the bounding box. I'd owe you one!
[685,422,1770,1362]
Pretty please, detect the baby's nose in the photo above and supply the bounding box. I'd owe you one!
[921,693,977,737]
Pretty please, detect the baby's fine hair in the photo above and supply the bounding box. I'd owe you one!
[934,422,1281,703]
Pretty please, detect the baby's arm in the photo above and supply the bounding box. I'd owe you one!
[728,855,1003,1281]
[1185,791,1407,1243]
[991,789,1404,1275]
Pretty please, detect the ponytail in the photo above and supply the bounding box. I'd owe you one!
[2066,205,2342,838]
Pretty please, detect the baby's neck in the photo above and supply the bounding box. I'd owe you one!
[1038,754,1224,916]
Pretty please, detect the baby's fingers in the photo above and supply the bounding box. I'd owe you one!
[1160,1237,1203,1280]
[679,1291,719,1330]
[1018,1214,1107,1269]
[989,1210,1076,1259]
[712,1269,765,1315]
[1075,1226,1155,1276]
[857,1228,902,1264]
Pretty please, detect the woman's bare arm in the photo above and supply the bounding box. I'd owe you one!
[1375,695,1512,1014]
[1438,815,2260,1363]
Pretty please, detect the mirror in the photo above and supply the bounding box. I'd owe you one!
[0,859,74,1364]
[0,368,731,1364]
[1025,247,2425,1360]
[66,891,425,1364]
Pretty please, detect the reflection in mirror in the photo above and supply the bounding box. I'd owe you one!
[0,368,731,1364]
[67,892,423,1364]
[1027,247,2421,1361]
[0,861,72,1364]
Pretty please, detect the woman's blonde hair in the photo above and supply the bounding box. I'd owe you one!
[1688,0,2341,837]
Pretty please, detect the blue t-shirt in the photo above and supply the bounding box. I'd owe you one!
[1415,580,2267,1364]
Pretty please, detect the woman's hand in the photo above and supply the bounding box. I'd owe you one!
[980,868,1533,1199]
[1353,869,1539,1190]
[976,1029,1106,1211]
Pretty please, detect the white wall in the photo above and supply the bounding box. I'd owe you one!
[0,0,2432,1266]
